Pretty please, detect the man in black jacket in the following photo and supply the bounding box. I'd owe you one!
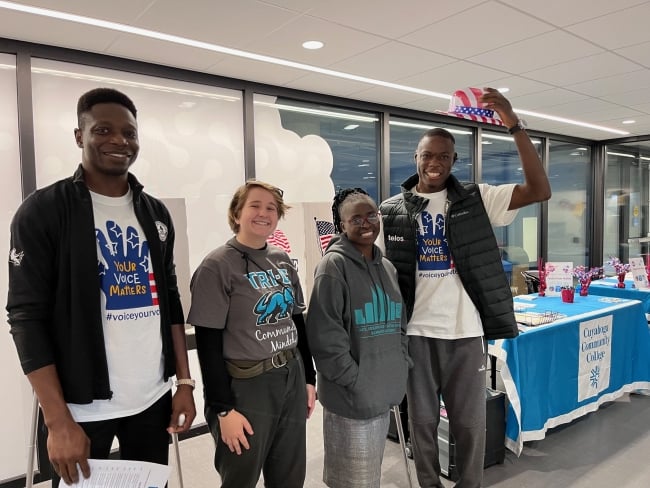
[380,88,551,488]
[7,88,196,485]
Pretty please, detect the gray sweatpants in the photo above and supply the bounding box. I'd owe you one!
[407,335,487,488]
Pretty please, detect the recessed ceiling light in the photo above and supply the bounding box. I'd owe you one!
[577,147,588,151]
[622,120,636,124]
[343,124,359,130]
[497,88,510,93]
[302,40,324,50]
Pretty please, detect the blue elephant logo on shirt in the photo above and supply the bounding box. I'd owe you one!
[254,287,295,325]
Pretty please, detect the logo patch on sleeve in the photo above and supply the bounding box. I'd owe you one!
[9,248,24,266]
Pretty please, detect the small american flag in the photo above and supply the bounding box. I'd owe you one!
[447,87,504,126]
[149,272,159,306]
[315,219,336,255]
[267,229,292,254]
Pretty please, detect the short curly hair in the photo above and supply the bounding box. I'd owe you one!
[77,88,137,128]
[228,180,289,234]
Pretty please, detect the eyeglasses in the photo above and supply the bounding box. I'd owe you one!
[347,212,380,227]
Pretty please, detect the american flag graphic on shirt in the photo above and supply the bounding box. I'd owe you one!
[315,219,336,255]
[149,272,159,306]
[267,229,292,253]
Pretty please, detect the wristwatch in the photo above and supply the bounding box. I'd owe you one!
[507,118,527,135]
[217,409,232,418]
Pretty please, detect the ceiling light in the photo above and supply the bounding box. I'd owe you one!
[514,108,629,136]
[389,121,472,135]
[343,124,359,130]
[30,66,240,100]
[622,120,636,124]
[497,88,510,93]
[482,134,541,144]
[481,141,492,145]
[577,147,588,151]
[302,40,324,50]
[0,0,630,136]
[607,152,635,158]
[254,101,378,122]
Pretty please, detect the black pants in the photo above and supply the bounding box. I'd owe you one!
[48,391,172,487]
[206,357,307,488]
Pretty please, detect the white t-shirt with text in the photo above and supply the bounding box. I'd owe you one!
[408,183,517,339]
[68,189,169,422]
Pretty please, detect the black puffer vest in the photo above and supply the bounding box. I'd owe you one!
[380,174,517,340]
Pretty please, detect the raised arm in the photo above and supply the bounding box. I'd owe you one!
[481,87,552,210]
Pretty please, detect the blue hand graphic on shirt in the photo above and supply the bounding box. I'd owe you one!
[96,221,154,310]
[417,210,451,271]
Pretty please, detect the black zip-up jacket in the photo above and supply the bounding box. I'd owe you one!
[379,174,518,340]
[6,165,185,404]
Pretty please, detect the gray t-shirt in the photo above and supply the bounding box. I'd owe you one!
[188,237,305,361]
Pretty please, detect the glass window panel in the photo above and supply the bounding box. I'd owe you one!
[481,131,544,273]
[254,95,379,202]
[604,141,650,266]
[0,54,35,482]
[389,117,474,196]
[30,58,245,273]
[547,141,591,266]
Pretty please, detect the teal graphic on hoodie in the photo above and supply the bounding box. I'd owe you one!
[354,285,402,338]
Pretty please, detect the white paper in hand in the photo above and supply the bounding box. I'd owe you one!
[58,458,170,487]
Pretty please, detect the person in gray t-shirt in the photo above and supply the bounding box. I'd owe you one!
[188,180,316,488]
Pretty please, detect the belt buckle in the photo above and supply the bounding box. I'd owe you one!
[271,351,287,368]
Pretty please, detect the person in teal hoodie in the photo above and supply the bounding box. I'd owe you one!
[306,188,410,488]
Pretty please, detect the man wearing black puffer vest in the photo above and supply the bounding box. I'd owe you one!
[379,87,551,488]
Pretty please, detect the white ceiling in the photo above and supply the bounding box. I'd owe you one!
[2,0,650,141]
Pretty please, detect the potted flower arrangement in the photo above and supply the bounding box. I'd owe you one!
[573,266,602,296]
[606,257,631,288]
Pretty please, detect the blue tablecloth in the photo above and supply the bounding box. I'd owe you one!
[589,277,650,315]
[489,294,650,455]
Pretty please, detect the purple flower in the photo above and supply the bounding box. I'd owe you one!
[606,257,630,275]
[573,265,601,281]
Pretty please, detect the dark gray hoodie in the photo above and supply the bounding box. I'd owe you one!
[306,234,410,420]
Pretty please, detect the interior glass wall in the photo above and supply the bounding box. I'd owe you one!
[254,95,380,202]
[481,131,544,281]
[547,141,591,266]
[0,53,35,482]
[603,141,650,266]
[388,117,474,197]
